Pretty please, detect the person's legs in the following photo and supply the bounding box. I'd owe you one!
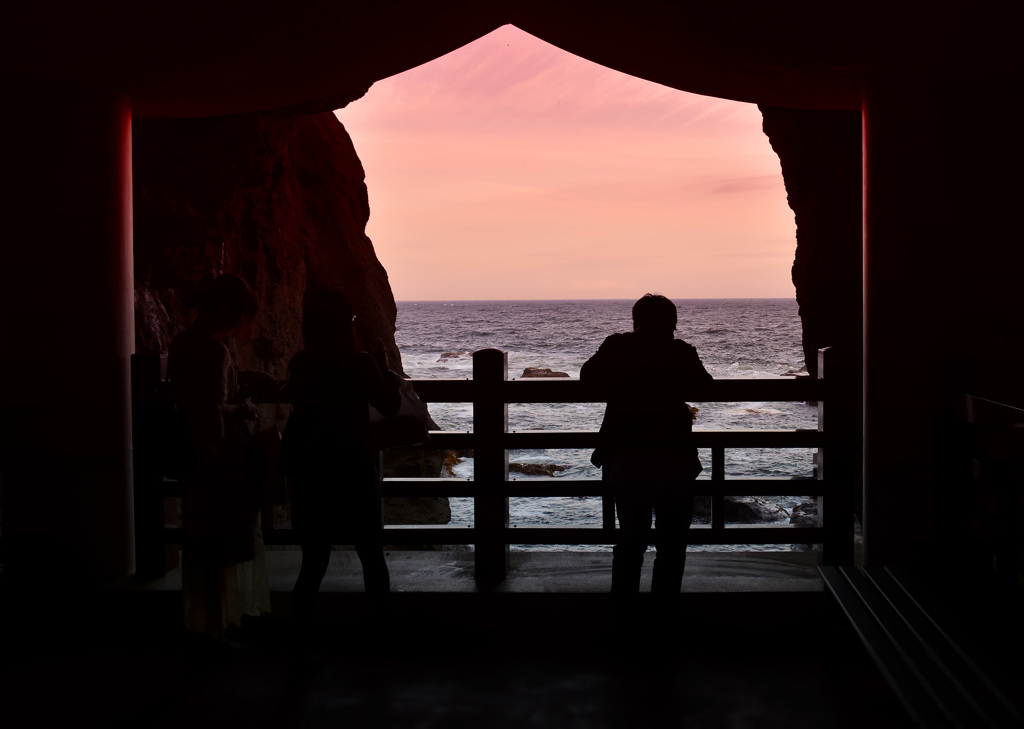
[348,473,390,601]
[355,540,391,596]
[651,487,693,595]
[611,489,654,594]
[292,539,331,625]
[290,471,347,626]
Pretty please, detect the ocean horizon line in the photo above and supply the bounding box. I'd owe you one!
[396,297,797,304]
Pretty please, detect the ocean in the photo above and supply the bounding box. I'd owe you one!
[394,299,818,551]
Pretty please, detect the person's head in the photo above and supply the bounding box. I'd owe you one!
[302,288,355,354]
[631,293,677,337]
[192,274,258,338]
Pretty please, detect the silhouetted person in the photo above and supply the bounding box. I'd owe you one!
[283,289,401,640]
[581,294,712,620]
[168,274,273,643]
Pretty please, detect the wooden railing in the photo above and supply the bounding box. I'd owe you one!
[132,347,853,583]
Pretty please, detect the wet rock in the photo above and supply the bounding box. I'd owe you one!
[441,451,464,477]
[509,463,567,476]
[383,497,452,526]
[521,367,569,378]
[789,500,819,527]
[693,495,791,523]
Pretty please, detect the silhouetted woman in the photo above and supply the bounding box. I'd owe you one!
[284,289,401,632]
[168,274,272,642]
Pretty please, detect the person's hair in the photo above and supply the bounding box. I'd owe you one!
[631,293,677,334]
[192,274,258,324]
[301,288,355,353]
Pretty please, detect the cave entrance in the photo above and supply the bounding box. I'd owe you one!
[335,25,817,549]
[336,24,797,303]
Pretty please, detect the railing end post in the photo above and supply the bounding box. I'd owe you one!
[471,348,509,584]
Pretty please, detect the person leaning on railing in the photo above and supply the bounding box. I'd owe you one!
[581,293,713,624]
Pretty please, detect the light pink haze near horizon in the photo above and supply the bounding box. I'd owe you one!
[335,25,797,301]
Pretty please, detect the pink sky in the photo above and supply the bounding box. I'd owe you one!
[335,25,796,301]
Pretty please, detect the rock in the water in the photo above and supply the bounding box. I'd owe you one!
[441,451,463,478]
[521,367,569,378]
[789,500,819,527]
[509,463,567,476]
[789,500,824,552]
[383,496,452,526]
[693,495,791,523]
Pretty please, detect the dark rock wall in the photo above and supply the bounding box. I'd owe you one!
[760,105,864,525]
[133,111,398,378]
[759,105,862,376]
[133,111,448,524]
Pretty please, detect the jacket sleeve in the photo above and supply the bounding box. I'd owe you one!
[684,343,714,384]
[580,334,621,396]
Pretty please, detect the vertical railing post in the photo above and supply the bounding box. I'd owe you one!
[818,346,856,565]
[472,348,510,584]
[711,447,726,532]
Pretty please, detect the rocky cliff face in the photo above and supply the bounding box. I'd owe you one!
[759,105,862,376]
[760,105,863,523]
[133,110,448,524]
[133,112,396,376]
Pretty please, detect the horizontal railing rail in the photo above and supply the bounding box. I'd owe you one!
[406,376,823,404]
[370,428,823,450]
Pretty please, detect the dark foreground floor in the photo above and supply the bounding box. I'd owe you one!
[0,551,916,729]
[0,601,910,729]
[5,552,1023,728]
